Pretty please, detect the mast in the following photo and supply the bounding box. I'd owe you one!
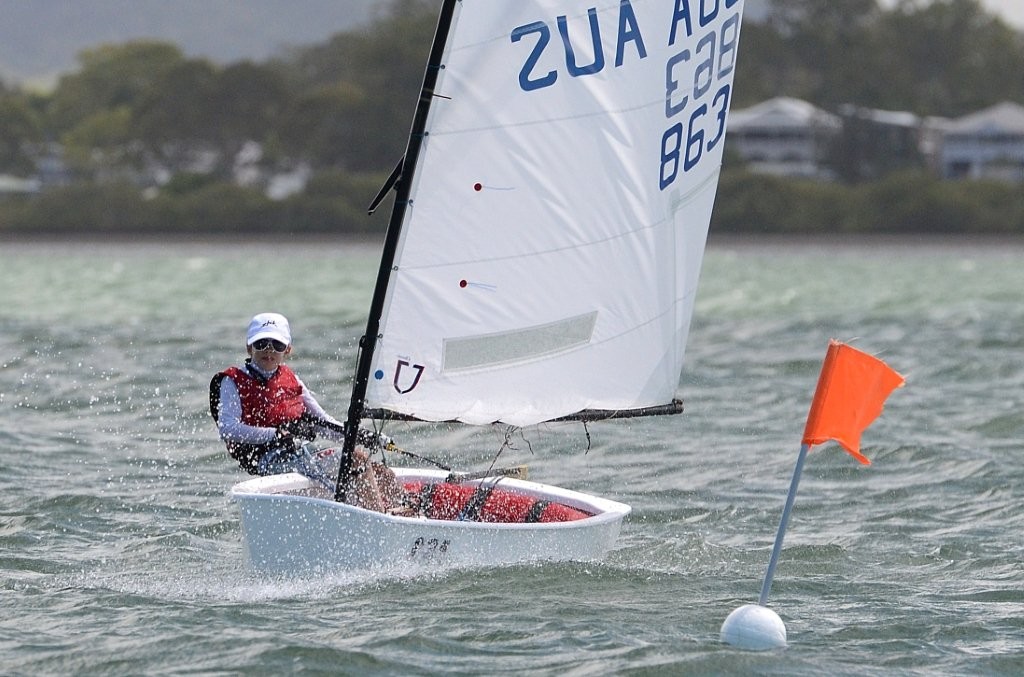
[334,0,459,502]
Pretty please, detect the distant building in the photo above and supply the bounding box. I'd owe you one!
[32,142,73,188]
[939,102,1024,181]
[0,173,40,197]
[834,105,923,181]
[726,97,841,179]
[919,115,952,174]
[233,140,311,200]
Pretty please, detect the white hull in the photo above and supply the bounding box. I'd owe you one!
[230,468,631,575]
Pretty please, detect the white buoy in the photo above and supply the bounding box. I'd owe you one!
[720,604,787,650]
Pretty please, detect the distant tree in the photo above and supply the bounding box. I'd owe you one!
[331,0,438,169]
[60,106,138,179]
[876,0,1024,114]
[207,62,292,170]
[277,82,367,168]
[751,0,1024,115]
[272,0,437,171]
[128,58,219,176]
[132,59,292,178]
[0,93,42,174]
[761,0,885,108]
[731,21,794,106]
[46,42,186,134]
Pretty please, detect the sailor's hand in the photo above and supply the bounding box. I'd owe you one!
[355,428,393,450]
[280,418,317,441]
[274,426,297,450]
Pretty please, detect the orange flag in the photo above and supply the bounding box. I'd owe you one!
[801,340,905,465]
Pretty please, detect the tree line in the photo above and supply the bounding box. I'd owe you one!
[1,0,1023,236]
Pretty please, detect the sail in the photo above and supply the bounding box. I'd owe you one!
[366,0,746,426]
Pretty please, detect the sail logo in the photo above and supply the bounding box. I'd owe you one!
[393,359,425,394]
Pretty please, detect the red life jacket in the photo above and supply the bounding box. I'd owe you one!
[222,364,305,427]
[210,363,306,473]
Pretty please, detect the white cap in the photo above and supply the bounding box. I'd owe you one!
[246,312,291,346]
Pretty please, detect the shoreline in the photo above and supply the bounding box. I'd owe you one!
[3,231,1023,252]
[707,231,1024,249]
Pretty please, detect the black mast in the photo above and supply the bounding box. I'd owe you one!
[334,0,459,503]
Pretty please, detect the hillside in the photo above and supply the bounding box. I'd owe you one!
[0,0,383,86]
[2,0,1022,89]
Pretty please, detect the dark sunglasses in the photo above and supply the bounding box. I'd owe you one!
[251,338,288,352]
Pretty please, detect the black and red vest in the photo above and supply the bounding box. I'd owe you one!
[209,362,305,473]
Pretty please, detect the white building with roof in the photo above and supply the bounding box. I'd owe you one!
[0,173,40,197]
[939,102,1024,181]
[726,97,842,178]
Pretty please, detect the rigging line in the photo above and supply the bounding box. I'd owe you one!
[303,411,452,470]
[516,427,535,457]
[483,425,519,476]
[369,418,390,468]
[389,445,453,471]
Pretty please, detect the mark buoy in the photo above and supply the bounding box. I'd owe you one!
[720,604,787,650]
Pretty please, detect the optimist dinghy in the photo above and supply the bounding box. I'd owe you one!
[231,0,746,575]
[232,468,630,574]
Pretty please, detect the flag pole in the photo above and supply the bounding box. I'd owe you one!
[758,443,810,606]
[719,443,809,651]
[722,341,904,650]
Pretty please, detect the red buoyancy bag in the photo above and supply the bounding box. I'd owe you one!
[402,482,591,523]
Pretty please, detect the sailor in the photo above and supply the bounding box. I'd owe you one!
[210,312,400,511]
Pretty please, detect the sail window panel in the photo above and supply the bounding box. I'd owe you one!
[442,311,598,373]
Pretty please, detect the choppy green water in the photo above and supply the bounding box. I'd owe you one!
[2,237,1023,675]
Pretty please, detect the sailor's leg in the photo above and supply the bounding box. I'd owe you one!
[371,462,406,508]
[344,449,386,511]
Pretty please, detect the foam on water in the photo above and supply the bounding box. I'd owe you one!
[3,239,1024,675]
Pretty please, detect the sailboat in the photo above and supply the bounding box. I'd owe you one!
[232,0,746,575]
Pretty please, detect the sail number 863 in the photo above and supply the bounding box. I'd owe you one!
[658,10,740,191]
[660,83,731,190]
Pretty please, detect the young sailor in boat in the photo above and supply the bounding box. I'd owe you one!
[210,312,401,511]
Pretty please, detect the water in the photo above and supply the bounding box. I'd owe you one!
[2,236,1023,675]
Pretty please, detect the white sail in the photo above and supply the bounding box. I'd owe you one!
[366,0,745,426]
